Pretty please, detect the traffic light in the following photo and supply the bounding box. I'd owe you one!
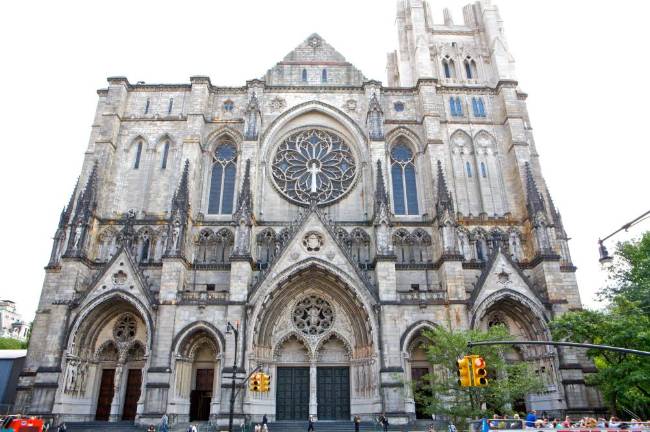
[471,356,488,387]
[457,356,472,387]
[260,373,271,392]
[249,372,262,392]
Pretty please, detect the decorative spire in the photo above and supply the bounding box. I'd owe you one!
[525,162,545,217]
[73,161,98,223]
[373,160,393,256]
[232,159,253,225]
[171,160,190,219]
[245,92,261,140]
[435,160,454,218]
[59,179,79,228]
[367,93,384,140]
[165,160,191,257]
[547,193,567,238]
[375,159,388,206]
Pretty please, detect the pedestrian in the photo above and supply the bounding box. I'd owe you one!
[379,412,389,432]
[354,415,361,432]
[525,410,537,428]
[254,424,261,432]
[159,413,169,432]
[57,423,67,432]
[308,415,315,432]
[263,414,268,429]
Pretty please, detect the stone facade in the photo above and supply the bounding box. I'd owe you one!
[16,0,604,425]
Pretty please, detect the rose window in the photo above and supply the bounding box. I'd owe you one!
[271,129,356,206]
[292,296,334,336]
[113,314,137,342]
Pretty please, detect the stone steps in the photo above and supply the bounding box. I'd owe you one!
[66,421,145,431]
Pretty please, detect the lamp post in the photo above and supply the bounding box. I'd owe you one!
[597,210,650,266]
[226,320,239,432]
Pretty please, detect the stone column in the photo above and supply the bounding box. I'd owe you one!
[109,362,125,421]
[309,360,318,418]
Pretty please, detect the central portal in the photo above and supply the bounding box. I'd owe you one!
[317,367,350,420]
[276,367,310,420]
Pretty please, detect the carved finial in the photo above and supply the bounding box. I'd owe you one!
[375,160,388,206]
[525,162,545,217]
[233,159,253,225]
[436,160,454,217]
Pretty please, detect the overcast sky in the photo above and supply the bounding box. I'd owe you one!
[1,0,648,321]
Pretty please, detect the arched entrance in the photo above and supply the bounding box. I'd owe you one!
[472,291,562,413]
[250,264,379,421]
[401,322,436,420]
[171,324,222,422]
[60,295,151,422]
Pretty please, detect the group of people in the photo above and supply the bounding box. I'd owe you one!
[525,410,649,429]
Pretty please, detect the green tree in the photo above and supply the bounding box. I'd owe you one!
[550,232,650,418]
[0,337,27,349]
[415,325,545,427]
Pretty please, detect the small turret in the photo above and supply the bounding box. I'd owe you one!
[232,159,254,257]
[165,160,191,257]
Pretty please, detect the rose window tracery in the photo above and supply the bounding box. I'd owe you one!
[292,296,334,336]
[113,314,137,342]
[271,129,357,206]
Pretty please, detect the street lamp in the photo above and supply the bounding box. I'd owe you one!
[597,210,650,267]
[598,240,613,265]
[226,321,239,432]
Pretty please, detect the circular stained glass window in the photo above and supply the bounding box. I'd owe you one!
[113,313,137,342]
[292,296,334,336]
[271,129,357,206]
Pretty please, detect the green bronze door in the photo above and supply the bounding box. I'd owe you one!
[317,367,350,420]
[276,367,310,420]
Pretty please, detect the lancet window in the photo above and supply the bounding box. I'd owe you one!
[208,142,237,215]
[390,143,419,215]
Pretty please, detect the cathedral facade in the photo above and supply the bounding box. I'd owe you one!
[16,0,603,425]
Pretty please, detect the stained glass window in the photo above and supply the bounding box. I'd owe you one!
[391,144,419,215]
[271,129,356,206]
[134,141,143,169]
[208,143,237,214]
[161,141,170,169]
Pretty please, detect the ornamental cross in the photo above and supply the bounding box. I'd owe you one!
[308,162,320,193]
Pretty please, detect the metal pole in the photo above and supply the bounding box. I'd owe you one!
[467,340,650,357]
[228,322,239,432]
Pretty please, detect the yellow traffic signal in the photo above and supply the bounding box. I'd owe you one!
[457,356,472,387]
[249,372,262,392]
[472,356,488,387]
[260,373,271,392]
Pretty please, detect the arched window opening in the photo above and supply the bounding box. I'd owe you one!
[390,143,419,215]
[168,97,174,114]
[161,141,170,169]
[302,69,308,82]
[208,142,237,214]
[144,98,150,115]
[472,97,486,117]
[392,229,411,264]
[466,161,472,177]
[256,228,277,269]
[480,162,487,178]
[197,229,216,263]
[443,56,456,79]
[321,69,328,82]
[214,229,233,264]
[411,228,432,263]
[464,57,478,80]
[350,228,371,268]
[134,141,143,169]
[450,97,463,117]
[136,228,154,263]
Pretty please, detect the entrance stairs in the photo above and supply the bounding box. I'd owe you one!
[263,420,435,432]
[66,421,145,431]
